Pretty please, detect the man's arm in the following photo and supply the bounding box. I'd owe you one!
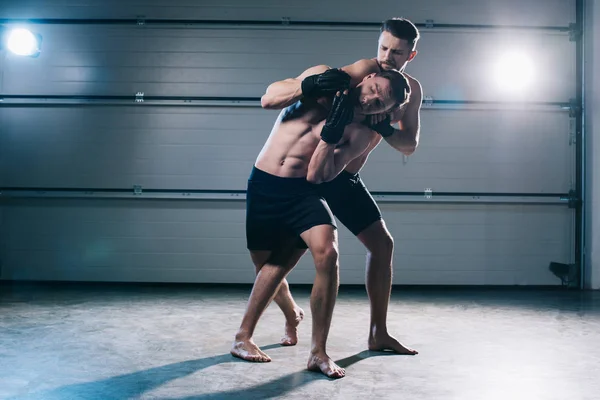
[307,123,372,184]
[261,58,377,110]
[260,65,352,110]
[377,77,423,156]
[340,58,382,87]
[260,65,328,109]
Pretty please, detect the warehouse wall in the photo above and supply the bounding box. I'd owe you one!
[585,0,599,289]
[0,0,577,285]
[0,0,575,24]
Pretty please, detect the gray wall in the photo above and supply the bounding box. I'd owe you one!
[0,52,4,280]
[585,0,599,289]
[0,0,578,285]
[0,0,575,24]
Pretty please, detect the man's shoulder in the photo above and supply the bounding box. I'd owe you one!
[401,72,423,94]
[341,59,382,85]
[350,58,380,69]
[305,64,332,75]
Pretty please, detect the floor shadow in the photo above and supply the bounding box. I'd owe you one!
[7,348,399,400]
[6,344,281,400]
[175,350,401,400]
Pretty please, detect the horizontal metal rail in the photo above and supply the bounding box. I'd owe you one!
[0,187,571,205]
[0,94,573,111]
[0,18,571,33]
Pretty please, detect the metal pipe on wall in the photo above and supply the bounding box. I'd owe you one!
[575,0,586,289]
[0,18,572,33]
[0,94,574,110]
[0,187,572,205]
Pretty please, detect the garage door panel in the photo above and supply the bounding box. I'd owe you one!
[0,106,571,193]
[0,0,575,27]
[0,0,577,286]
[3,26,575,102]
[1,200,571,286]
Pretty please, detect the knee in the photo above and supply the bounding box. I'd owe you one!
[365,229,394,258]
[312,244,339,274]
[380,232,394,255]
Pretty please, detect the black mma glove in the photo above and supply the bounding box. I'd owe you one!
[368,114,395,137]
[301,69,351,98]
[320,91,354,144]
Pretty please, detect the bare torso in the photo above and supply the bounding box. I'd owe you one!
[255,63,416,178]
[255,98,367,178]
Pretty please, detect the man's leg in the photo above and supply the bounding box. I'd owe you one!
[231,241,303,362]
[356,219,417,355]
[251,249,307,346]
[299,224,345,379]
[317,171,417,355]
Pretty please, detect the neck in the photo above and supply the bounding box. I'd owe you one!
[354,111,369,123]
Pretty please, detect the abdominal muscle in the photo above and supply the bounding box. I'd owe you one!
[255,105,327,178]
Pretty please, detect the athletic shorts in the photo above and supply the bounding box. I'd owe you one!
[317,170,382,236]
[245,167,336,250]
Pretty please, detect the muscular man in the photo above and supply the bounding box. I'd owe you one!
[231,66,410,379]
[320,17,423,353]
[236,18,424,358]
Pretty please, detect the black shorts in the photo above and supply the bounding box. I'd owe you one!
[317,171,382,236]
[246,167,337,251]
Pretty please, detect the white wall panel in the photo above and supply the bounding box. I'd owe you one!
[0,106,573,194]
[0,0,577,286]
[0,0,575,27]
[0,199,571,286]
[585,0,599,289]
[0,106,273,189]
[362,109,573,193]
[1,26,576,102]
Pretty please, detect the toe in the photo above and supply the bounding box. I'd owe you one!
[331,369,345,378]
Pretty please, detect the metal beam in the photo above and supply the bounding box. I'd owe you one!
[0,18,571,33]
[0,187,571,205]
[575,0,586,289]
[0,94,574,111]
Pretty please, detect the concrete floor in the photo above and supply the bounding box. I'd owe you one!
[1,283,599,400]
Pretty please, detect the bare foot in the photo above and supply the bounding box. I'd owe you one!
[231,337,272,362]
[281,307,304,346]
[307,352,346,379]
[369,332,418,355]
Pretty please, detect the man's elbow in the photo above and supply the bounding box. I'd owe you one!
[260,94,277,109]
[306,171,324,184]
[260,82,283,109]
[307,168,335,184]
[402,147,416,156]
[402,139,418,156]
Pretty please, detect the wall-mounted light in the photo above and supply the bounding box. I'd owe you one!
[1,27,43,57]
[492,50,535,93]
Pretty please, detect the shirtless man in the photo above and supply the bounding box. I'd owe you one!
[234,17,423,359]
[231,67,410,379]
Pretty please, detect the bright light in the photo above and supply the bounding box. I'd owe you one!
[6,28,41,57]
[492,51,535,92]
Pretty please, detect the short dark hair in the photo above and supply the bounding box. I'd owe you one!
[376,69,411,108]
[380,18,420,50]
